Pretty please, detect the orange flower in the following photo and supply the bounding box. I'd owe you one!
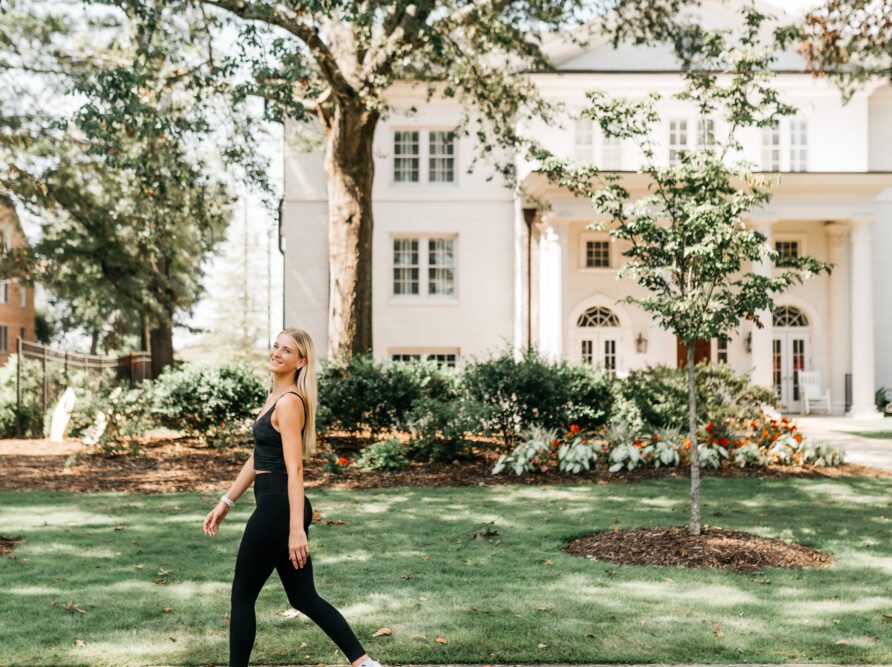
[794,433,803,443]
[337,457,348,465]
[762,429,770,437]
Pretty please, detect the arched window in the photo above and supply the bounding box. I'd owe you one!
[576,306,620,328]
[773,306,809,327]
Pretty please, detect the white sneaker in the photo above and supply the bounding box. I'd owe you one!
[357,659,383,667]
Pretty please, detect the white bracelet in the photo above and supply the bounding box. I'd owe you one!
[220,494,235,508]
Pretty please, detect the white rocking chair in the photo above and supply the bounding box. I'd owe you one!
[799,370,832,415]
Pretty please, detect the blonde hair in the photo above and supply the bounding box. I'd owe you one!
[280,327,317,460]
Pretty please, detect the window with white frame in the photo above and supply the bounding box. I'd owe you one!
[574,118,594,162]
[761,125,781,171]
[393,128,457,184]
[427,237,455,295]
[669,119,688,165]
[584,240,610,268]
[429,131,456,182]
[394,130,420,182]
[392,236,457,298]
[393,238,420,295]
[0,325,7,353]
[697,118,715,147]
[0,281,8,305]
[774,239,801,267]
[391,353,422,362]
[18,281,26,308]
[391,351,458,368]
[789,118,808,172]
[716,336,729,364]
[601,135,623,170]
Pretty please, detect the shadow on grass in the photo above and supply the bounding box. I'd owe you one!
[0,476,890,666]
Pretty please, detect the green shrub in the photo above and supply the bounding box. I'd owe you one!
[404,396,481,462]
[0,354,44,437]
[148,362,267,441]
[318,355,455,438]
[65,368,122,438]
[461,348,613,447]
[618,362,776,431]
[355,437,410,472]
[82,385,153,456]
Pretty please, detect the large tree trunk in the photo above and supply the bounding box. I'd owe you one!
[323,102,379,359]
[149,320,174,379]
[687,342,701,535]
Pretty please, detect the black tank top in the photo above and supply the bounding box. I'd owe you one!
[252,391,306,473]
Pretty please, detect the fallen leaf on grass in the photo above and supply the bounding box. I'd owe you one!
[882,614,892,623]
[153,579,167,585]
[536,606,548,612]
[299,642,309,649]
[410,633,428,640]
[158,567,173,576]
[325,519,345,526]
[312,510,322,521]
[435,636,448,644]
[835,640,849,645]
[169,636,177,642]
[280,609,300,618]
[73,639,85,647]
[401,573,412,580]
[133,564,144,570]
[538,643,548,648]
[371,627,392,637]
[65,600,86,614]
[163,607,173,613]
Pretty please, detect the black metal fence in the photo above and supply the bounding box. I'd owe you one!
[14,338,151,437]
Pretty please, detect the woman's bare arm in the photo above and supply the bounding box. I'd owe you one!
[225,452,258,502]
[277,393,307,532]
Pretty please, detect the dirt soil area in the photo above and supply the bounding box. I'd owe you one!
[0,436,887,494]
[564,525,833,571]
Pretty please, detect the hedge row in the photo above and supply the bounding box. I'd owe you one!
[2,349,781,463]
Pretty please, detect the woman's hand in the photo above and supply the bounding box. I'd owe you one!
[289,529,309,569]
[203,501,230,536]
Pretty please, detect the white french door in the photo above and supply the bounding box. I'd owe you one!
[580,332,621,378]
[772,332,808,412]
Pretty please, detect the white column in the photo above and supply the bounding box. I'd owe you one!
[826,224,850,415]
[847,219,883,418]
[750,220,774,388]
[538,222,564,361]
[512,196,525,358]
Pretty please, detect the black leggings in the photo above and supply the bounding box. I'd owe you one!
[229,471,366,666]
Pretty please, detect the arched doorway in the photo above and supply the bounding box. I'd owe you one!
[772,305,811,412]
[575,305,621,377]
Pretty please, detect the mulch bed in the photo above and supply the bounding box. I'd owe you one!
[0,435,887,494]
[564,525,834,571]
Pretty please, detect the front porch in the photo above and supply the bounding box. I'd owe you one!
[516,171,892,418]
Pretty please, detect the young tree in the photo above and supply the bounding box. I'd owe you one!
[193,0,695,359]
[533,5,831,535]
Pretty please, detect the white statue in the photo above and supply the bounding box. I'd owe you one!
[49,387,77,443]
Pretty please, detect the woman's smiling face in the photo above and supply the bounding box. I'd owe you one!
[268,333,306,375]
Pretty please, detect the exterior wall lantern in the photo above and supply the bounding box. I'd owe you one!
[744,332,752,354]
[635,333,648,354]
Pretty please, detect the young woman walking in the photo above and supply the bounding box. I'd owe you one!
[203,328,382,667]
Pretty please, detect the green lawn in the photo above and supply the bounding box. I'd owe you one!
[1,477,891,667]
